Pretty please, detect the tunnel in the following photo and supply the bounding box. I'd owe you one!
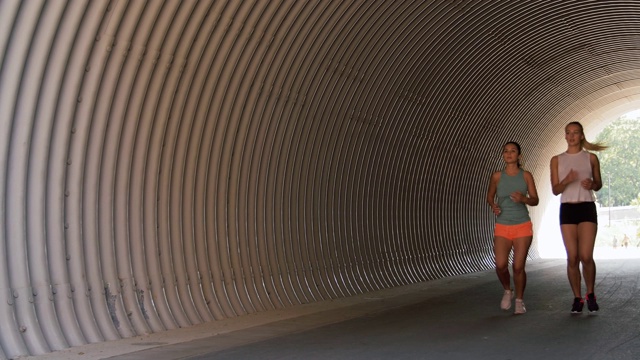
[1,1,639,358]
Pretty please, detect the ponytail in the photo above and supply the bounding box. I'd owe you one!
[582,139,608,151]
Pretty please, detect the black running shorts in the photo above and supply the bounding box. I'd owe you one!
[559,202,597,225]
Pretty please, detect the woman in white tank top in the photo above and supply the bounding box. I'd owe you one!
[550,121,607,314]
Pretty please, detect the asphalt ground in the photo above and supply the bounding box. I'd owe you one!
[26,257,639,360]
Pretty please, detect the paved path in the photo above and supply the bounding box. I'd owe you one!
[27,258,640,360]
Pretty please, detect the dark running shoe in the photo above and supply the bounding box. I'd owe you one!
[586,293,599,312]
[571,297,584,313]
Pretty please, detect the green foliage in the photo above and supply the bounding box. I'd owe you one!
[595,117,640,206]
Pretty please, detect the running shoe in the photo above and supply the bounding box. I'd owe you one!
[586,293,599,312]
[514,299,526,314]
[571,297,584,313]
[500,289,514,310]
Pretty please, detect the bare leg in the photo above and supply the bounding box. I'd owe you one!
[577,222,598,294]
[493,236,513,290]
[511,236,533,299]
[561,224,581,298]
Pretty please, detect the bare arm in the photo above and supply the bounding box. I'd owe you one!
[589,153,603,191]
[522,171,539,206]
[486,172,501,215]
[579,153,603,191]
[550,155,576,195]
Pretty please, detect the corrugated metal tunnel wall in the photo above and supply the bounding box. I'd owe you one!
[1,0,640,358]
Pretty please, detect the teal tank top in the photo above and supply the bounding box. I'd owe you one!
[496,169,530,225]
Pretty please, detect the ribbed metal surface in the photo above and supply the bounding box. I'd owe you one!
[1,1,639,357]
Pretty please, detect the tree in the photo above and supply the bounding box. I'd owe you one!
[594,117,640,207]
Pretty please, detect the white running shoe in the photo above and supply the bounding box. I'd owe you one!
[500,289,514,310]
[514,299,526,314]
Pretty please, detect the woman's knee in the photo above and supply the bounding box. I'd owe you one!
[579,255,594,265]
[566,256,580,268]
[512,264,525,275]
[495,262,509,272]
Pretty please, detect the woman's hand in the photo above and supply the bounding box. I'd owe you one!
[562,169,577,185]
[581,178,594,190]
[510,191,527,204]
[490,203,501,215]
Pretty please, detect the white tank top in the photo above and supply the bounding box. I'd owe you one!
[558,150,595,203]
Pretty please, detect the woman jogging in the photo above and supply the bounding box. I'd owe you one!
[487,141,539,314]
[550,121,606,314]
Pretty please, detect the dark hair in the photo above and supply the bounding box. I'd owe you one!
[566,121,608,151]
[503,141,522,168]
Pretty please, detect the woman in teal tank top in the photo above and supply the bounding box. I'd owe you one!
[486,142,539,314]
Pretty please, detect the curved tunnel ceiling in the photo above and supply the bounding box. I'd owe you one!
[1,0,638,357]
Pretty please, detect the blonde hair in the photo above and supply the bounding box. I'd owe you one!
[566,121,608,151]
